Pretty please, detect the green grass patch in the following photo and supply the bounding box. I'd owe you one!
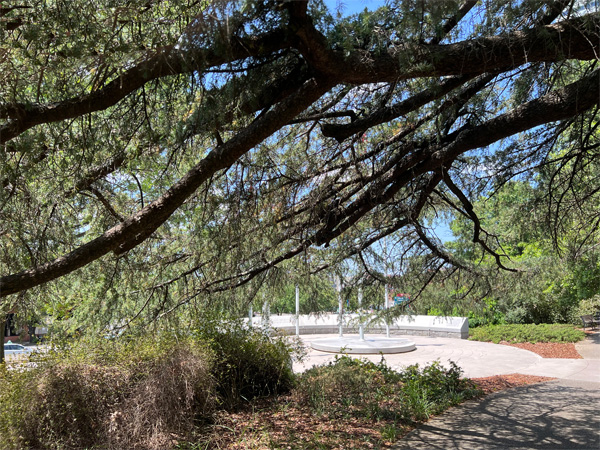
[468,323,586,344]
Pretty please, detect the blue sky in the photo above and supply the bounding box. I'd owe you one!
[323,0,385,16]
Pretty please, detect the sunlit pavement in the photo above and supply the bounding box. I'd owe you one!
[292,333,600,382]
[288,332,600,449]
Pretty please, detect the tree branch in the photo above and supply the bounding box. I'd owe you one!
[0,28,291,144]
[293,14,599,83]
[0,77,332,297]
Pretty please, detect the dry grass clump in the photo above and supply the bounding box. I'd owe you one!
[106,347,215,449]
[0,325,298,449]
[19,363,121,448]
[0,340,215,450]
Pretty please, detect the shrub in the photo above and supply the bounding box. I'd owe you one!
[503,306,529,324]
[397,361,480,420]
[468,323,586,344]
[193,321,297,409]
[0,322,300,449]
[106,346,216,449]
[570,294,600,325]
[467,297,506,328]
[294,356,398,417]
[294,357,480,424]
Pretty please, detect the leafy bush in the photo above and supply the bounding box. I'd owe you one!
[468,323,586,344]
[570,294,600,325]
[503,306,529,325]
[294,356,399,418]
[193,321,298,409]
[294,357,480,424]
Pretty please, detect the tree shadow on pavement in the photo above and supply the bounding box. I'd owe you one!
[393,380,600,450]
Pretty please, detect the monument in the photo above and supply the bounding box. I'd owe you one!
[310,284,416,354]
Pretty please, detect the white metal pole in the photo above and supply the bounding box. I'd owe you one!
[337,276,343,337]
[358,286,364,341]
[249,305,253,328]
[385,283,390,338]
[295,284,300,336]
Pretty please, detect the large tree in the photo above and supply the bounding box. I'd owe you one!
[0,0,598,327]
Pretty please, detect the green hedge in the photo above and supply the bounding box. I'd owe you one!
[468,323,586,344]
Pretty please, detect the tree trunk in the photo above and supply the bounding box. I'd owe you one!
[0,316,5,364]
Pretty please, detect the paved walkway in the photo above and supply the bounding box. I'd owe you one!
[293,331,600,449]
[575,332,600,360]
[294,333,600,382]
[393,379,599,449]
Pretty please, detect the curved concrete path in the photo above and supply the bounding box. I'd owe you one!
[294,333,600,382]
[295,332,600,449]
[393,379,599,449]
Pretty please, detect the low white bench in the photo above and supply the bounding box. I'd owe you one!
[248,313,469,339]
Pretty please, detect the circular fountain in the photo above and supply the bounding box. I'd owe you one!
[310,286,416,354]
[311,335,416,354]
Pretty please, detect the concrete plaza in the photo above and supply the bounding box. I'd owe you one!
[293,333,600,382]
[291,331,599,450]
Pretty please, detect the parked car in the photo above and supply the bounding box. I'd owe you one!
[3,341,34,356]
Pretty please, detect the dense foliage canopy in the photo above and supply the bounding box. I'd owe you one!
[0,0,598,332]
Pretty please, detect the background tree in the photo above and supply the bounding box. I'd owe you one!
[0,0,598,335]
[414,126,600,324]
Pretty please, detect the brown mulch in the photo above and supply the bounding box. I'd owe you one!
[471,373,555,395]
[499,341,582,359]
[203,373,557,449]
[471,340,581,395]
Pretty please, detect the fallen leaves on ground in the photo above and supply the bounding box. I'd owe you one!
[200,372,557,449]
[206,398,396,449]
